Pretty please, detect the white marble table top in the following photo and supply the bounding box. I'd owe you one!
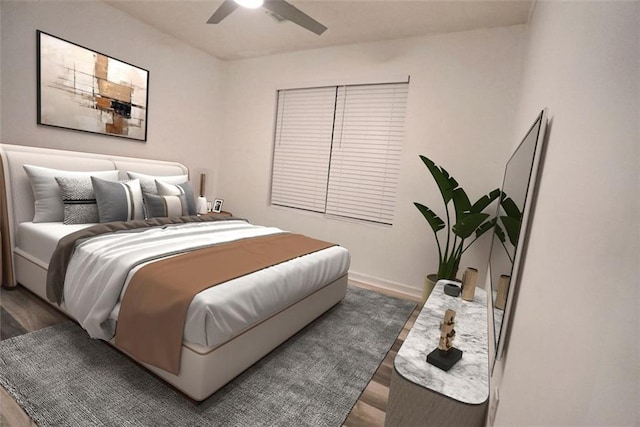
[394,281,489,405]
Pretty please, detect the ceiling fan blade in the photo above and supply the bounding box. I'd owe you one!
[263,0,327,35]
[207,0,240,24]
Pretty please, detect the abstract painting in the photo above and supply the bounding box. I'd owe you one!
[37,31,149,141]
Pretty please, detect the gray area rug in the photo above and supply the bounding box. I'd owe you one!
[0,286,415,426]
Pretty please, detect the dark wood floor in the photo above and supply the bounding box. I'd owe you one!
[0,282,420,427]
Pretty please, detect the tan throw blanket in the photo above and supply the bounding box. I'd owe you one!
[114,233,336,375]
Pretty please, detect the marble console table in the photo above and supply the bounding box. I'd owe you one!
[385,281,489,426]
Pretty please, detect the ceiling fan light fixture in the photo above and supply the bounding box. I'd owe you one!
[208,0,327,35]
[234,0,263,9]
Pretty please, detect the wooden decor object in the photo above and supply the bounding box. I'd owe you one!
[199,173,206,197]
[438,309,457,352]
[495,274,510,310]
[426,309,463,371]
[461,267,478,301]
[0,157,14,288]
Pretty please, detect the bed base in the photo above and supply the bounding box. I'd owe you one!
[129,274,347,401]
[15,248,347,401]
[14,246,347,401]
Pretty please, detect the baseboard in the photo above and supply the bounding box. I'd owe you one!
[348,271,421,301]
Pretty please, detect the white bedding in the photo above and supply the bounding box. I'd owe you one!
[60,220,350,350]
[17,222,96,266]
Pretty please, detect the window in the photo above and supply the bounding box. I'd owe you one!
[271,82,408,225]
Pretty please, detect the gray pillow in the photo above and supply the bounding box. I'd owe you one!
[24,165,120,223]
[126,171,189,195]
[55,176,99,224]
[91,177,145,223]
[155,180,196,216]
[144,193,188,218]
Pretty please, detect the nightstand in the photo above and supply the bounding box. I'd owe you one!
[198,211,233,218]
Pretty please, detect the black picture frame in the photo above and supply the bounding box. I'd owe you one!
[37,30,149,141]
[212,199,224,213]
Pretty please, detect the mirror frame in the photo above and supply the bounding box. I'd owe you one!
[490,109,549,366]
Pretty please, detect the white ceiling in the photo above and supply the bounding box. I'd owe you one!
[106,0,532,61]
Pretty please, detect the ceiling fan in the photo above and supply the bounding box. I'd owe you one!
[207,0,328,35]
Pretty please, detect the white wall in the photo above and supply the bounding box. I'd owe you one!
[493,2,639,425]
[0,1,224,199]
[6,1,638,424]
[217,26,526,295]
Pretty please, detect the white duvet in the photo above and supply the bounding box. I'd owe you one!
[63,220,350,349]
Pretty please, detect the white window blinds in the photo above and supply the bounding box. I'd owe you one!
[271,87,336,213]
[326,83,408,224]
[270,81,409,225]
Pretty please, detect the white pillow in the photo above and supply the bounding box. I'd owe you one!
[126,171,189,196]
[23,165,120,223]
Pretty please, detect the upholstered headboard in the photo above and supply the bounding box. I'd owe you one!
[0,143,189,287]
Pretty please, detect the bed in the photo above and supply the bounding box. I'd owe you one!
[0,143,349,401]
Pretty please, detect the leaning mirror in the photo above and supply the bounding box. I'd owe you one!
[489,109,548,364]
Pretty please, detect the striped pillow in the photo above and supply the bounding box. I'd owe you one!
[55,177,99,224]
[144,193,188,218]
[126,171,189,218]
[91,177,145,223]
[155,180,197,215]
[126,171,189,195]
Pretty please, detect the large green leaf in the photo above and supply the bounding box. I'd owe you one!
[475,218,496,239]
[414,202,445,233]
[420,155,458,203]
[501,196,522,220]
[452,212,489,239]
[452,188,472,225]
[471,188,501,213]
[500,215,521,246]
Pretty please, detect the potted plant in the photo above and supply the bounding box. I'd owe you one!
[493,192,522,264]
[414,155,500,300]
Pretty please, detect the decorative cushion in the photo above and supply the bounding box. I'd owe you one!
[126,171,189,196]
[24,165,120,223]
[91,177,145,223]
[144,193,188,218]
[155,180,196,215]
[54,177,99,224]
